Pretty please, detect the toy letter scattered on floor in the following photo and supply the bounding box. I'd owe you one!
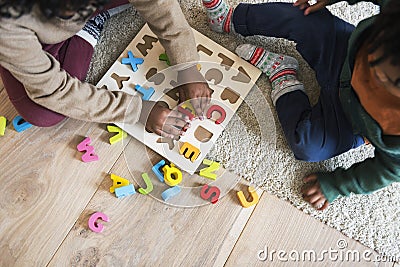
[122,50,144,72]
[0,116,6,136]
[138,173,153,195]
[12,115,32,132]
[152,159,166,182]
[110,173,130,193]
[88,212,109,233]
[107,125,127,145]
[162,163,183,186]
[77,137,99,162]
[135,84,155,100]
[199,159,220,180]
[161,186,181,201]
[206,105,226,125]
[237,186,259,208]
[115,184,136,198]
[179,142,200,162]
[200,184,220,204]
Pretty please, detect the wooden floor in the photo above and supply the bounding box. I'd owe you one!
[0,78,397,267]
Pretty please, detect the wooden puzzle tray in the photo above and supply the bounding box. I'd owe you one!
[96,24,261,174]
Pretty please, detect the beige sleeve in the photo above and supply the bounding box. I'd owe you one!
[0,22,142,125]
[130,0,199,65]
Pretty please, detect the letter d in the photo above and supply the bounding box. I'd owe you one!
[257,245,268,261]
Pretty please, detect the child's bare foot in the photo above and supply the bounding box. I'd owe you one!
[302,173,329,210]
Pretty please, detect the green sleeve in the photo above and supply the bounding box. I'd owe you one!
[328,0,385,7]
[317,150,400,203]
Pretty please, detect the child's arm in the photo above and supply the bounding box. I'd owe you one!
[316,150,400,203]
[130,0,198,66]
[131,0,212,117]
[0,22,142,125]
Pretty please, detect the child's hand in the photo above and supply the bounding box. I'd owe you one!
[176,65,212,119]
[139,101,189,139]
[301,173,329,210]
[178,82,211,120]
[293,0,329,15]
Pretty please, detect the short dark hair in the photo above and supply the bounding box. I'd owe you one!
[368,0,400,67]
[0,0,110,20]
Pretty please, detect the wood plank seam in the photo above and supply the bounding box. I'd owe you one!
[214,191,264,267]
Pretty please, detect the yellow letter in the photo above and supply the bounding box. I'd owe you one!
[199,159,220,180]
[179,142,201,162]
[162,163,183,186]
[237,186,259,208]
[110,173,130,193]
[107,125,127,145]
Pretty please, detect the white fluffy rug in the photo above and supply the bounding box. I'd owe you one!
[87,0,399,259]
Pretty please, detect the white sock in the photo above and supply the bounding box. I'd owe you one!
[75,4,131,47]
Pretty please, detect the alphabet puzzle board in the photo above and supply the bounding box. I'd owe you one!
[96,24,261,174]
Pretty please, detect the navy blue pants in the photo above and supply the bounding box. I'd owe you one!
[233,3,364,162]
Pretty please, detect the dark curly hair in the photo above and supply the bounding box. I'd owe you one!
[0,0,110,20]
[368,0,400,67]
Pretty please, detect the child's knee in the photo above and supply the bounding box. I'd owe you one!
[291,145,322,162]
[23,114,66,128]
[290,140,340,162]
[287,133,334,162]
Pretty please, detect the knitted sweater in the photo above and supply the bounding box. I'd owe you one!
[0,0,198,124]
[318,0,400,203]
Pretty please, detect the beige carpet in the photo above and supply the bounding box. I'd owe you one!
[86,0,399,259]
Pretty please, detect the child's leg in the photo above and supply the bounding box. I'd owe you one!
[232,3,363,161]
[203,0,234,33]
[0,66,67,127]
[43,36,94,81]
[0,35,93,127]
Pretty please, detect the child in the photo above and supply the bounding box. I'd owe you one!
[202,0,400,209]
[0,0,211,139]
